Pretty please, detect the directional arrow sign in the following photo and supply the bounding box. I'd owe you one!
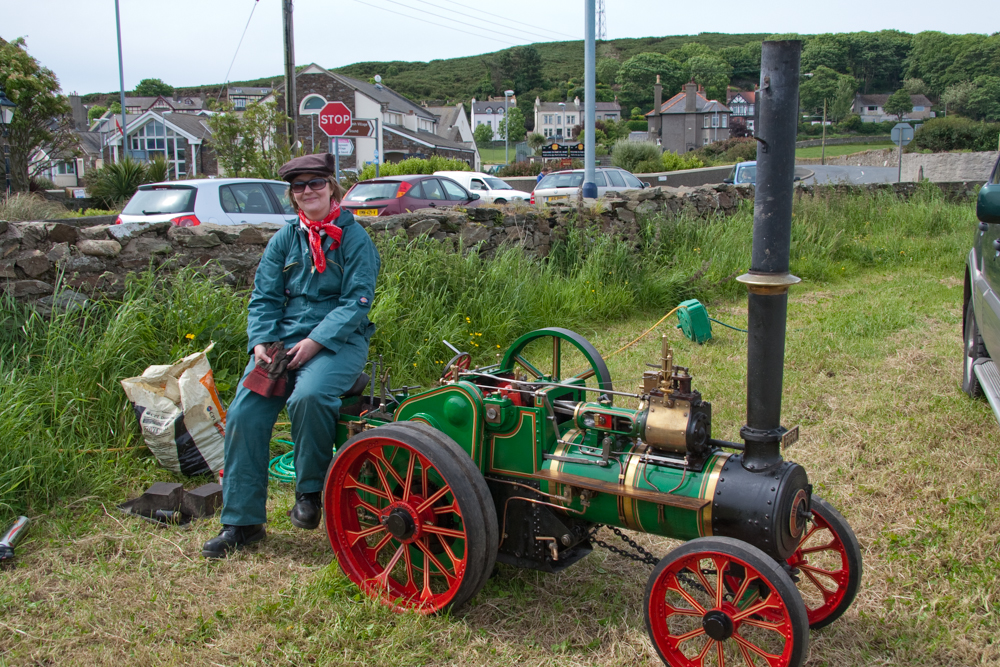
[340,119,378,138]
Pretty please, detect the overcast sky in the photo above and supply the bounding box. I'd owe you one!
[3,0,993,96]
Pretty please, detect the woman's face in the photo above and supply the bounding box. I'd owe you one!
[291,173,332,215]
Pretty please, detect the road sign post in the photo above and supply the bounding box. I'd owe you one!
[891,122,914,183]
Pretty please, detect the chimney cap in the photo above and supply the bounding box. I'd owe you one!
[656,75,661,85]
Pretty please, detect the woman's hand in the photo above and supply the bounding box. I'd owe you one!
[253,344,272,365]
[287,338,324,370]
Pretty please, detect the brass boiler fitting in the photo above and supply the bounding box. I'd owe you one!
[637,336,713,462]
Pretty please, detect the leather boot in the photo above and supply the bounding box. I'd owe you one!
[202,524,266,559]
[289,492,322,530]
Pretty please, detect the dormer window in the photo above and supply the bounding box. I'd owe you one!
[486,108,492,114]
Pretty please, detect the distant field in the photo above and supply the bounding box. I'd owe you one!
[796,142,894,159]
[477,147,514,165]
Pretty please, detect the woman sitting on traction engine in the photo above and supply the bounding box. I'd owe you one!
[203,153,381,559]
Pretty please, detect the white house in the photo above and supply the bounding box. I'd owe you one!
[471,96,516,140]
[425,102,481,169]
[533,97,621,140]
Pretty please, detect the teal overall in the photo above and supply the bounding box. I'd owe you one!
[221,210,380,526]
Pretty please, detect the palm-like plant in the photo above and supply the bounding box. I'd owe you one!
[85,157,150,208]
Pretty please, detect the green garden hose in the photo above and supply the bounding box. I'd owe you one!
[268,439,297,482]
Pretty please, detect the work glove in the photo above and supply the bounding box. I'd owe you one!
[242,342,290,398]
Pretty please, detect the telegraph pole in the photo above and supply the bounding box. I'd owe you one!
[114,0,128,161]
[282,0,298,148]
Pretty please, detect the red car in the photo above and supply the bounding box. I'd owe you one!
[341,174,482,218]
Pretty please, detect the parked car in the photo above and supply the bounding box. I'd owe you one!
[117,178,295,226]
[724,161,757,185]
[963,152,1000,424]
[341,174,481,217]
[433,171,531,204]
[530,167,647,204]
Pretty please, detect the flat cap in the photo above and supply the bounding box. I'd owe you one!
[278,153,338,182]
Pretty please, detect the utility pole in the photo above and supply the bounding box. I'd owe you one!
[820,99,827,166]
[282,0,298,148]
[581,0,596,199]
[114,0,128,162]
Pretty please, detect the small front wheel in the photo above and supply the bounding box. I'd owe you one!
[787,496,862,629]
[644,536,809,667]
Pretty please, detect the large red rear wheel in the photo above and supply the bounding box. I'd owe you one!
[645,537,809,667]
[786,496,862,629]
[324,422,497,614]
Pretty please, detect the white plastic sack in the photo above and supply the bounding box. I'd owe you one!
[121,343,226,476]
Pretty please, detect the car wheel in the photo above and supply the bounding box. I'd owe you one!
[494,198,506,204]
[963,299,988,398]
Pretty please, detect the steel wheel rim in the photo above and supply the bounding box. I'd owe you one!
[648,551,797,667]
[787,510,851,626]
[325,435,469,614]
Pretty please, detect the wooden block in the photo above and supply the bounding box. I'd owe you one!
[181,483,223,518]
[132,482,184,515]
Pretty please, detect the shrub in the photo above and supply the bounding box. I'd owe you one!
[661,151,706,172]
[611,139,660,172]
[357,156,470,181]
[690,137,757,165]
[146,155,170,183]
[837,114,863,132]
[910,116,1000,153]
[85,157,151,208]
[0,192,70,221]
[634,159,662,174]
[29,177,57,192]
[625,119,648,132]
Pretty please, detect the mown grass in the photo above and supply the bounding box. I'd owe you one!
[795,142,894,159]
[1,184,995,666]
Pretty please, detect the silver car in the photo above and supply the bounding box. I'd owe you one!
[116,178,295,227]
[530,167,647,204]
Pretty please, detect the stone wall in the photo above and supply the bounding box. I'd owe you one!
[0,181,979,309]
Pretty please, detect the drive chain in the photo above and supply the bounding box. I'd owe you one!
[589,525,660,566]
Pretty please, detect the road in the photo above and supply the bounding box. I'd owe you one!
[799,165,899,185]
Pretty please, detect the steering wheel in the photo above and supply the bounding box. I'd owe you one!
[440,351,472,382]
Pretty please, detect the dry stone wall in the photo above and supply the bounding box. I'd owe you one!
[0,182,978,310]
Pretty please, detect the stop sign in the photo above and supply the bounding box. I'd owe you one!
[318,101,352,137]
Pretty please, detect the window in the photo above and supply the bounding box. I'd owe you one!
[722,115,728,128]
[122,185,196,215]
[556,116,561,125]
[606,169,625,187]
[592,171,607,187]
[747,120,754,132]
[704,116,711,128]
[386,112,402,125]
[416,178,446,200]
[544,114,553,124]
[913,106,925,111]
[300,95,326,114]
[266,183,295,214]
[441,179,469,201]
[497,107,504,115]
[55,161,76,175]
[712,115,719,128]
[469,179,486,191]
[233,97,247,109]
[867,106,878,112]
[620,171,644,189]
[486,108,493,114]
[219,183,277,214]
[568,115,576,125]
[703,138,710,145]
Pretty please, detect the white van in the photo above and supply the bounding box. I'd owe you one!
[433,171,532,204]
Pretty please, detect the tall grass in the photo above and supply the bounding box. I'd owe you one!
[0,192,71,221]
[0,185,976,519]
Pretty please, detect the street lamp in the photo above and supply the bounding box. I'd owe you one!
[503,89,514,165]
[0,85,17,197]
[558,102,566,141]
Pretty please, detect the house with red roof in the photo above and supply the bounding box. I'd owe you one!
[647,79,732,154]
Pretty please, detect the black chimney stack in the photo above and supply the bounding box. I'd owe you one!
[737,40,802,472]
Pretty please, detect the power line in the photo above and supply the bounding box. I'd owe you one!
[406,0,577,41]
[371,0,532,45]
[349,0,519,47]
[216,0,261,105]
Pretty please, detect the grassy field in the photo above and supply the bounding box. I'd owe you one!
[795,143,894,159]
[1,187,997,666]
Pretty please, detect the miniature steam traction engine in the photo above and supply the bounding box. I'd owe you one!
[321,41,861,666]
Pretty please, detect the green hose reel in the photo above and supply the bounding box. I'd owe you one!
[676,299,713,344]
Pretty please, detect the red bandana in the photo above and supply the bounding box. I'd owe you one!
[298,203,343,273]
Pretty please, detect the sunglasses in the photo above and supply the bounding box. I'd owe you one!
[290,177,329,193]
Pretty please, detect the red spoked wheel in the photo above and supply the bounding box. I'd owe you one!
[786,496,862,629]
[441,352,472,382]
[324,422,497,614]
[644,537,809,667]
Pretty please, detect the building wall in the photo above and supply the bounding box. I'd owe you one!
[283,73,359,170]
[382,131,474,165]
